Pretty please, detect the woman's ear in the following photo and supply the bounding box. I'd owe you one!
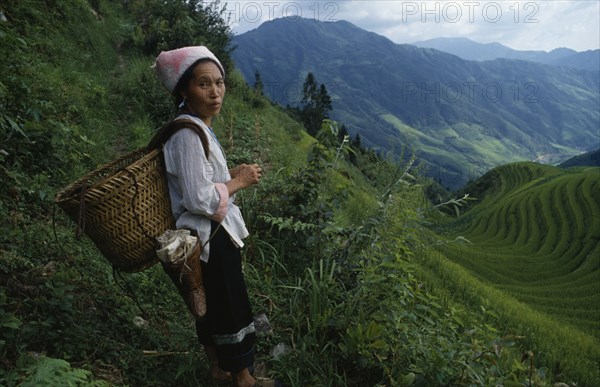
[178,89,188,109]
[180,88,188,100]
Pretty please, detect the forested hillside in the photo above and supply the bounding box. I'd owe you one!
[1,1,598,386]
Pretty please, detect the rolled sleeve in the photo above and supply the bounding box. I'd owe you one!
[211,183,229,222]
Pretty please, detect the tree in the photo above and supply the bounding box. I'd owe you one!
[254,70,264,96]
[300,72,332,136]
[338,124,349,143]
[352,133,362,150]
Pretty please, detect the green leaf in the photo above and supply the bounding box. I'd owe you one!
[0,313,22,329]
[371,339,387,349]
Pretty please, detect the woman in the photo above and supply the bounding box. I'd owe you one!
[155,46,267,387]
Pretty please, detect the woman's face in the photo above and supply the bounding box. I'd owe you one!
[182,61,225,126]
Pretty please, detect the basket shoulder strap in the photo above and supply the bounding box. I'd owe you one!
[148,118,210,159]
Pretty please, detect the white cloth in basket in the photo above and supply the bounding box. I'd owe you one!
[156,229,197,264]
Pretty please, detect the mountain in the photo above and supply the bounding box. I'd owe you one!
[559,149,600,168]
[232,18,600,189]
[552,49,600,71]
[412,37,600,71]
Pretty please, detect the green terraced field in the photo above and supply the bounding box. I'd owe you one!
[425,162,600,382]
[439,162,600,336]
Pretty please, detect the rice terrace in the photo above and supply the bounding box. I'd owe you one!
[426,162,600,380]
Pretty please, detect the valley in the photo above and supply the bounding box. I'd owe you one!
[232,17,600,189]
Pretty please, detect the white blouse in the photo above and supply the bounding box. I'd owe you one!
[162,114,249,262]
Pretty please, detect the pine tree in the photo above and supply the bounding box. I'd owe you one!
[352,133,362,150]
[300,72,332,136]
[338,124,349,142]
[254,70,263,96]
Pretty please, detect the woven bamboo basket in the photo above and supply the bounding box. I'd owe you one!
[55,148,175,272]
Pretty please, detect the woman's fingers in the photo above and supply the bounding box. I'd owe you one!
[237,164,262,186]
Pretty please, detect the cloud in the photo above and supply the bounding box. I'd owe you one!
[222,0,599,51]
[335,0,600,51]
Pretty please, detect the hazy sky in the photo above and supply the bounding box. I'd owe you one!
[221,0,600,52]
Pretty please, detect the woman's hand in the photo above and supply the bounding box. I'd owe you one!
[228,165,244,179]
[226,164,262,195]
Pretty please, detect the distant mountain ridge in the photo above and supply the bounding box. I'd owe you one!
[559,149,600,168]
[232,18,600,189]
[412,37,600,71]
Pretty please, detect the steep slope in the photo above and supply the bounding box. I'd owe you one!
[421,162,600,384]
[440,163,600,335]
[232,18,600,189]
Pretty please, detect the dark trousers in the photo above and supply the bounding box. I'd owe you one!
[195,222,255,373]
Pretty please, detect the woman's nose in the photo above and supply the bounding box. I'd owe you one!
[210,84,220,97]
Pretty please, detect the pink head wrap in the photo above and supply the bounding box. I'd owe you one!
[154,46,225,94]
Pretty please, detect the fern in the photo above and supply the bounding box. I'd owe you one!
[19,356,108,387]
